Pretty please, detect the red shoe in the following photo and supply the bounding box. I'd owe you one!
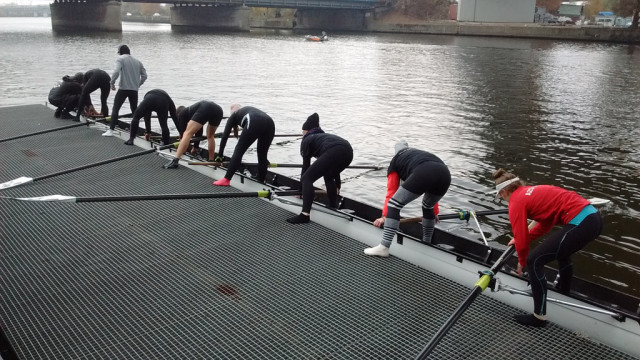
[213,178,230,186]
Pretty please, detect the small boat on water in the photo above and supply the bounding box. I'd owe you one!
[1,105,639,358]
[305,31,328,42]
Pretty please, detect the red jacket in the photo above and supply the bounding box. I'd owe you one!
[509,185,590,266]
[382,172,439,217]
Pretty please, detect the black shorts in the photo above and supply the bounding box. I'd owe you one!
[191,102,223,127]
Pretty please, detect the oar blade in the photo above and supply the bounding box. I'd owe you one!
[588,197,610,206]
[2,194,76,202]
[0,176,34,190]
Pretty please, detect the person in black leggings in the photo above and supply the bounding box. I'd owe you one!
[162,100,224,169]
[213,104,275,186]
[124,89,179,146]
[286,113,353,224]
[74,69,110,121]
[492,168,603,327]
[364,140,451,257]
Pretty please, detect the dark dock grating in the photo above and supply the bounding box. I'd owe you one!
[0,105,635,359]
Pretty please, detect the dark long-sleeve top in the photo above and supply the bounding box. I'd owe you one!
[299,127,351,176]
[50,79,82,103]
[82,69,110,87]
[217,106,269,157]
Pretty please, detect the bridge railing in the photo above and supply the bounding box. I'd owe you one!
[134,0,381,10]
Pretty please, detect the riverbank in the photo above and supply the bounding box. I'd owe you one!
[367,18,640,43]
[251,9,640,43]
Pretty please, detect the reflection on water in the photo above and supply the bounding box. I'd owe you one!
[1,18,638,297]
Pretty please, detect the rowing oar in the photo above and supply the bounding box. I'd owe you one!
[400,197,611,224]
[0,136,204,191]
[186,161,384,170]
[0,190,304,203]
[415,245,516,359]
[400,209,507,224]
[0,122,88,143]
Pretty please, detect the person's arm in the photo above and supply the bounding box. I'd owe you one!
[110,59,122,90]
[382,172,400,217]
[373,172,400,227]
[509,204,531,267]
[139,62,147,86]
[217,113,236,158]
[168,99,179,129]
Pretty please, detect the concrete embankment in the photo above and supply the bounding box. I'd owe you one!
[366,20,640,43]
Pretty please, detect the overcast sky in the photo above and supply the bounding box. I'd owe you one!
[0,0,52,5]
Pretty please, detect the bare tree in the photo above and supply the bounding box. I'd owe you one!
[536,0,563,13]
[613,0,640,28]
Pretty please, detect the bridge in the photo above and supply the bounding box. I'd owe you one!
[135,0,379,10]
[50,0,384,32]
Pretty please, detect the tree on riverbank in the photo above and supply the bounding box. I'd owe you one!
[613,0,640,28]
[536,0,563,12]
[395,0,452,20]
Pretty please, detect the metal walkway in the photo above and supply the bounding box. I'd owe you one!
[0,105,635,359]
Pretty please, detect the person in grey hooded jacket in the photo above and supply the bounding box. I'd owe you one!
[102,44,147,136]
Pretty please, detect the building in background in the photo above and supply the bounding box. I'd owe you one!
[457,0,535,22]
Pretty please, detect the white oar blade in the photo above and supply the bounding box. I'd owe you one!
[0,176,34,190]
[588,197,610,206]
[14,195,76,202]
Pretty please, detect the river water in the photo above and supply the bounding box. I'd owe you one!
[1,18,638,298]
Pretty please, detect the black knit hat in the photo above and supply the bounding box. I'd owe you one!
[302,113,319,131]
[73,72,84,83]
[118,45,130,55]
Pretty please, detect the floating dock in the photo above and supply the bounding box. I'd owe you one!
[0,105,635,359]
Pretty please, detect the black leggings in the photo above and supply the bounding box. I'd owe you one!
[110,90,138,130]
[129,94,172,144]
[78,77,110,117]
[224,120,275,182]
[301,145,353,213]
[527,212,603,315]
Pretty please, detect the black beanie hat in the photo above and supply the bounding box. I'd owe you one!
[73,72,84,83]
[302,113,319,130]
[118,45,130,55]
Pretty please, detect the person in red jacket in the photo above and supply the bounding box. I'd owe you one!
[364,140,450,257]
[493,168,603,328]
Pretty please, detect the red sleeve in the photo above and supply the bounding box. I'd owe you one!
[434,202,439,216]
[509,199,531,267]
[382,172,400,217]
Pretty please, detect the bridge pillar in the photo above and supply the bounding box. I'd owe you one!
[50,0,121,32]
[171,5,250,31]
[294,9,366,31]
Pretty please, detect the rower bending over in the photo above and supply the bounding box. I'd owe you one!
[75,69,111,122]
[286,113,353,224]
[48,72,83,120]
[213,104,275,186]
[364,141,450,257]
[163,100,224,169]
[493,168,603,328]
[124,89,179,146]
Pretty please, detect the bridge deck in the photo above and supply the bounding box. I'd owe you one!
[129,0,381,10]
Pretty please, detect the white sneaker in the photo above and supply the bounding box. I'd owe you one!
[363,244,390,257]
[102,129,114,137]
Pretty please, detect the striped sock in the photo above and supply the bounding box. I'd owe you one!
[422,218,436,243]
